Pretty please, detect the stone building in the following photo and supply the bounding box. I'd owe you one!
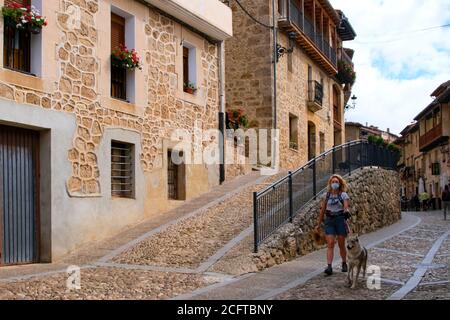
[224,0,356,169]
[0,0,233,264]
[397,80,450,208]
[345,122,398,143]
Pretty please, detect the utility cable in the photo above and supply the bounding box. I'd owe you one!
[234,0,274,29]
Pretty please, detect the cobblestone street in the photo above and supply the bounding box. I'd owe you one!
[0,208,448,300]
[274,211,450,300]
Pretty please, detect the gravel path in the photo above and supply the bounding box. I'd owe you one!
[0,267,216,300]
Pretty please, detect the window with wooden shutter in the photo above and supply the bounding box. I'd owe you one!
[111,13,127,100]
[3,0,32,73]
[111,13,125,52]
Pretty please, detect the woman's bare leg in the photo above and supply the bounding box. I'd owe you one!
[326,235,336,265]
[337,235,347,263]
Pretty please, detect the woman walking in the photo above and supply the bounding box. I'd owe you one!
[315,174,351,276]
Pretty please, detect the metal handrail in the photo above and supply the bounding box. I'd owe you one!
[257,140,363,197]
[253,140,399,252]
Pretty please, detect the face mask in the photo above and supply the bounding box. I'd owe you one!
[331,183,340,190]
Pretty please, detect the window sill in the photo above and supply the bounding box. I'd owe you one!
[0,67,44,92]
[176,89,205,106]
[289,147,299,153]
[112,196,136,200]
[103,96,143,117]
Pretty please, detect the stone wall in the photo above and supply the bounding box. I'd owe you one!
[251,167,401,270]
[224,0,273,138]
[276,31,345,169]
[224,0,346,170]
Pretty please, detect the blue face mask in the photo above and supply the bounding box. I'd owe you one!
[331,183,340,190]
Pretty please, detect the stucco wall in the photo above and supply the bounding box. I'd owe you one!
[251,167,401,271]
[0,0,226,258]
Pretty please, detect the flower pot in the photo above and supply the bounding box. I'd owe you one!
[184,88,195,95]
[28,25,42,34]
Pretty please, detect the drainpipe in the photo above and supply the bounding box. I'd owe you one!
[271,0,278,169]
[219,40,226,184]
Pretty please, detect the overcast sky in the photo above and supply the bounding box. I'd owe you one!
[331,0,450,135]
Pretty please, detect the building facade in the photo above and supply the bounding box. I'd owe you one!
[397,80,450,207]
[345,122,398,143]
[224,0,356,169]
[0,0,232,264]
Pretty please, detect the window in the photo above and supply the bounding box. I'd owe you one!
[111,13,127,101]
[289,114,298,150]
[182,43,197,94]
[168,150,185,200]
[111,141,134,198]
[3,0,32,73]
[319,132,325,154]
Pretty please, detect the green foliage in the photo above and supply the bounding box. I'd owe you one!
[226,109,249,129]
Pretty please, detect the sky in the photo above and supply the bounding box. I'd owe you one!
[331,0,450,135]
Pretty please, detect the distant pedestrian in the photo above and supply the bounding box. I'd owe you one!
[419,192,430,211]
[442,185,450,221]
[315,174,351,276]
[412,194,420,211]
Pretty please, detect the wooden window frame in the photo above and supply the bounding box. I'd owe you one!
[111,13,127,101]
[289,114,299,150]
[3,0,32,74]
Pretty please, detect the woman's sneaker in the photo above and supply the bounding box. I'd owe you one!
[324,265,333,276]
[342,262,348,273]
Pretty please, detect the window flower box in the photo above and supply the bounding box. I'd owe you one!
[2,3,48,34]
[183,82,197,94]
[111,44,142,70]
[337,60,356,85]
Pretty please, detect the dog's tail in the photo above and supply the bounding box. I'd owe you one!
[362,248,368,278]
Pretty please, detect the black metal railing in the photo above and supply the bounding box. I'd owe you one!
[253,140,399,252]
[308,80,323,106]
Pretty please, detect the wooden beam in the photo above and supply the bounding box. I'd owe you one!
[302,0,305,30]
[313,0,316,36]
[320,8,324,48]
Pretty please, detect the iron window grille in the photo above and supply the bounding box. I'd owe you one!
[111,141,134,198]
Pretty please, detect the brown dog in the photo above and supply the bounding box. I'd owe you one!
[346,234,368,289]
[312,228,327,246]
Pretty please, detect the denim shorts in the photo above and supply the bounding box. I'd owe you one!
[324,215,348,236]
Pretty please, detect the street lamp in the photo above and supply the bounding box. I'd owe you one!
[345,94,357,111]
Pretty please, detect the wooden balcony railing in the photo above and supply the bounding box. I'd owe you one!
[279,0,338,74]
[419,123,443,151]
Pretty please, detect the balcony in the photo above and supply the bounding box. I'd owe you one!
[278,0,339,75]
[307,80,323,112]
[419,123,449,152]
[143,0,232,40]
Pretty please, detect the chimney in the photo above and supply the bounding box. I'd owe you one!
[387,128,390,133]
